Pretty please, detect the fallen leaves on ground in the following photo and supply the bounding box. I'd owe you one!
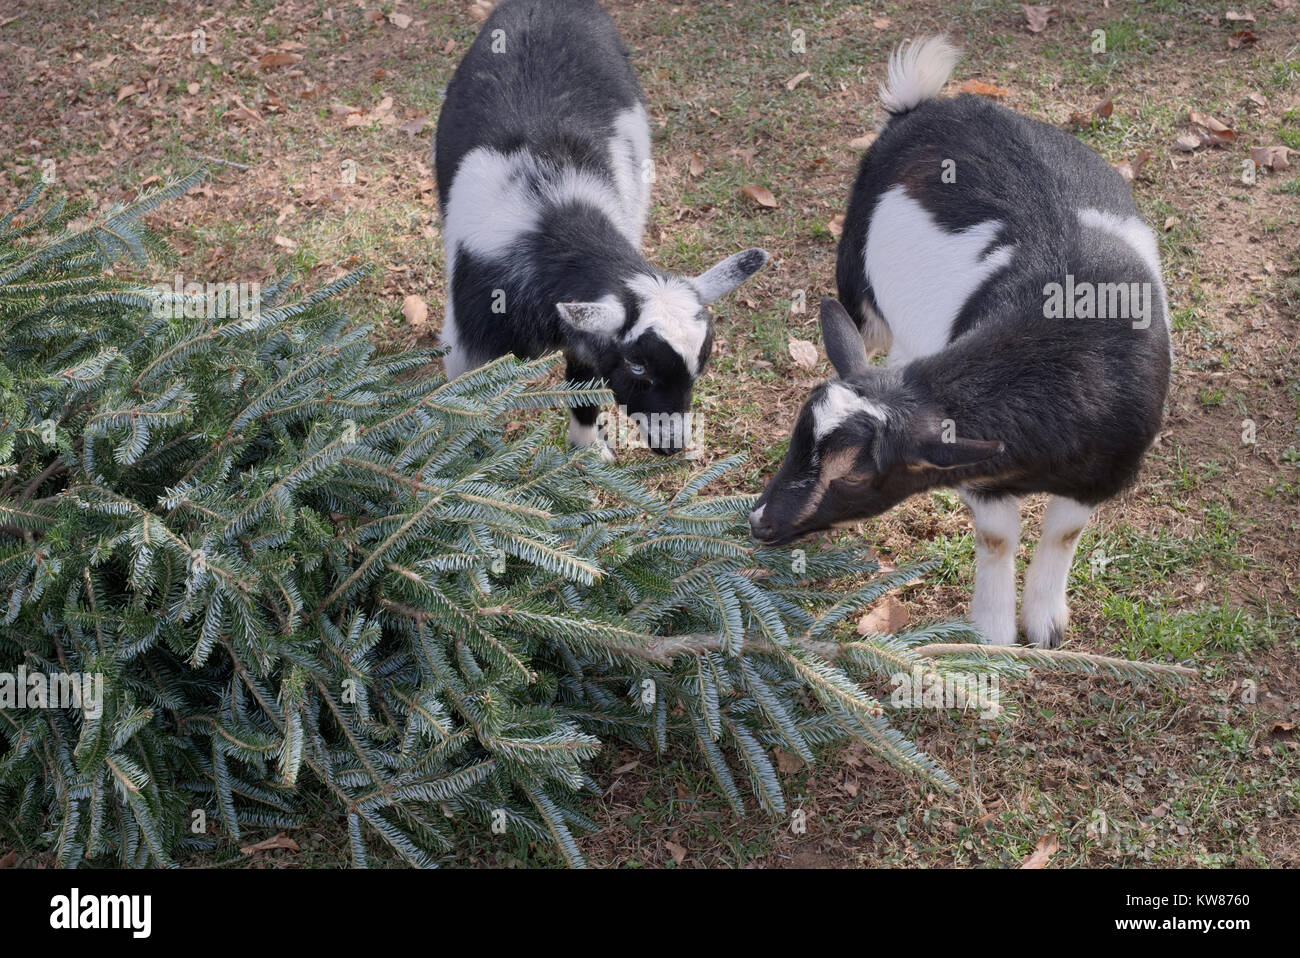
[741,184,778,208]
[1066,97,1114,130]
[1175,111,1236,151]
[788,338,818,369]
[1021,5,1058,32]
[1020,833,1058,868]
[858,595,910,635]
[402,295,428,329]
[1251,145,1293,170]
[240,833,300,855]
[959,79,1009,99]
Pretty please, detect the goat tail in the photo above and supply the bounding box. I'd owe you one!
[878,35,961,117]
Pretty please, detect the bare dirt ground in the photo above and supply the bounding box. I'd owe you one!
[1,0,1297,867]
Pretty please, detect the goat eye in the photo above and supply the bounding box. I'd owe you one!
[626,361,646,376]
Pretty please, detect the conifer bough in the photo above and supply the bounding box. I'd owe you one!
[0,175,1193,868]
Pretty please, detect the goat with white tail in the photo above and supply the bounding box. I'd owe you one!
[750,37,1171,648]
[434,0,767,458]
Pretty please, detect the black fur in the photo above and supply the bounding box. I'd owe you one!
[754,94,1171,545]
[434,0,762,454]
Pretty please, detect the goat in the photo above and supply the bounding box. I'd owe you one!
[749,37,1171,647]
[434,0,767,457]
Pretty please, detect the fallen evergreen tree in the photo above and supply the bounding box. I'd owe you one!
[0,176,1193,867]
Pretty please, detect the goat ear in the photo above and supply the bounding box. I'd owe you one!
[820,298,870,380]
[556,301,625,338]
[909,436,1005,470]
[692,248,768,304]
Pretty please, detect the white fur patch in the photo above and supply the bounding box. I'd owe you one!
[441,146,635,377]
[879,35,960,115]
[443,147,631,271]
[1076,208,1160,279]
[864,185,1015,367]
[440,298,469,380]
[960,491,1020,646]
[1076,207,1169,339]
[1021,496,1093,647]
[812,382,889,441]
[607,104,652,246]
[625,273,707,376]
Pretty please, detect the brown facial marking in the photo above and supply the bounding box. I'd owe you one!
[794,447,866,525]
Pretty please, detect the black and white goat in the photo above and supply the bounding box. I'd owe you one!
[434,0,767,457]
[750,37,1171,647]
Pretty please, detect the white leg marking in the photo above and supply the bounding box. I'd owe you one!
[961,491,1020,646]
[439,292,473,380]
[567,413,615,462]
[1021,496,1093,648]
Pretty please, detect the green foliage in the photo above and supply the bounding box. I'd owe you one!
[0,177,1185,868]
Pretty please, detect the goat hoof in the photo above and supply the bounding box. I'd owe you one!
[1023,622,1065,648]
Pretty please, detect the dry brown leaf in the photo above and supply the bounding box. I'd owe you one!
[828,213,845,238]
[402,295,428,327]
[442,37,457,55]
[1021,4,1058,32]
[786,70,811,91]
[388,12,413,28]
[469,0,495,23]
[741,184,778,208]
[1228,29,1259,49]
[116,83,141,103]
[774,747,805,774]
[959,79,1009,99]
[689,153,704,177]
[664,840,688,865]
[1189,111,1232,134]
[273,235,297,250]
[1020,833,1058,868]
[612,760,639,774]
[788,338,818,369]
[1252,145,1293,170]
[0,851,17,868]
[848,132,878,150]
[857,595,910,635]
[259,51,301,70]
[1270,721,1296,737]
[872,16,891,29]
[1224,9,1256,20]
[1066,99,1113,131]
[1163,215,1179,231]
[400,116,430,138]
[240,832,300,855]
